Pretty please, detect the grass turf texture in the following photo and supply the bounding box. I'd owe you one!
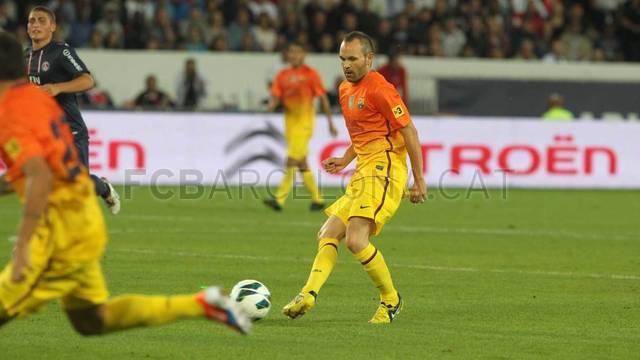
[0,186,638,359]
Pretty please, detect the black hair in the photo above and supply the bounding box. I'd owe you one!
[343,31,375,55]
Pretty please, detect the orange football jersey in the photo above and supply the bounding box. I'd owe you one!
[271,64,325,118]
[339,71,411,157]
[0,83,85,198]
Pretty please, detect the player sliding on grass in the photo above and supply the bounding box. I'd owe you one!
[25,6,120,215]
[0,33,251,336]
[263,41,338,212]
[282,31,427,324]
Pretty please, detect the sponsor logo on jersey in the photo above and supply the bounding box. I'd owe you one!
[62,49,83,72]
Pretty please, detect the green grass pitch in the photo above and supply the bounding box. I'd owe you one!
[0,186,638,359]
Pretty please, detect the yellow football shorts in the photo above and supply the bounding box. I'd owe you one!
[325,150,408,235]
[0,178,109,318]
[284,116,314,161]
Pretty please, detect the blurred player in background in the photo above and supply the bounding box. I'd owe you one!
[25,6,120,214]
[264,42,338,212]
[282,32,427,324]
[0,32,251,336]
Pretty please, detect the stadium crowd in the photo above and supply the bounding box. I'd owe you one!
[1,0,639,62]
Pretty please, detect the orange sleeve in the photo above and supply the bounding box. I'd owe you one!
[370,84,411,130]
[271,72,283,98]
[310,69,326,97]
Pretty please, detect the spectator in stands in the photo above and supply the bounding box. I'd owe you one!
[184,25,207,51]
[358,0,380,37]
[228,7,253,50]
[620,0,640,61]
[124,10,149,49]
[253,12,277,52]
[79,80,115,110]
[209,34,229,51]
[308,10,327,51]
[375,18,394,55]
[179,6,207,42]
[249,0,278,24]
[543,39,568,63]
[318,33,336,53]
[442,17,466,57]
[466,15,488,57]
[68,2,94,48]
[105,31,124,49]
[126,74,174,110]
[0,1,17,32]
[2,0,640,64]
[378,50,409,104]
[89,29,105,49]
[151,7,177,49]
[598,23,621,61]
[560,22,593,61]
[542,93,574,121]
[280,10,302,42]
[239,31,260,51]
[95,2,124,44]
[204,10,227,46]
[125,0,155,23]
[176,58,207,110]
[515,38,538,60]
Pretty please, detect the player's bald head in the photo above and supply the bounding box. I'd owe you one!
[0,33,26,81]
[342,31,375,56]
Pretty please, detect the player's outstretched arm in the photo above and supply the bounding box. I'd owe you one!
[319,94,338,137]
[0,174,14,196]
[399,122,427,203]
[322,144,355,174]
[11,156,53,282]
[40,73,95,97]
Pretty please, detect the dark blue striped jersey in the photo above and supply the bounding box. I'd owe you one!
[25,41,90,138]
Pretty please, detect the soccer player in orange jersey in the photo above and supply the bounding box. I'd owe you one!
[282,32,427,324]
[264,42,338,212]
[0,33,251,335]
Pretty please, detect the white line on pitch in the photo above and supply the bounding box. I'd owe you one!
[111,247,640,281]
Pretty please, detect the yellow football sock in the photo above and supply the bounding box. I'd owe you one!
[301,170,323,203]
[275,167,296,205]
[301,238,339,294]
[354,243,399,305]
[102,294,203,333]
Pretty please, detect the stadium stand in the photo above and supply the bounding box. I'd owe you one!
[1,0,639,62]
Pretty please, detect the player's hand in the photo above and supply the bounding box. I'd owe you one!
[409,177,427,204]
[11,242,32,283]
[328,123,338,138]
[322,157,347,174]
[39,84,61,97]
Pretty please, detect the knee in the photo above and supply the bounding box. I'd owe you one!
[345,219,372,253]
[344,236,366,253]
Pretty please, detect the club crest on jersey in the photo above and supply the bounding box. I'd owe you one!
[3,138,21,160]
[392,104,404,118]
[41,61,50,72]
[357,97,365,110]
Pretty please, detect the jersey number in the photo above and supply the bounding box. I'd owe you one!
[50,120,82,181]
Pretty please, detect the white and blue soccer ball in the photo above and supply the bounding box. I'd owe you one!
[230,279,271,321]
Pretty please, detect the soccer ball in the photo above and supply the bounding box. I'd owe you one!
[230,279,271,321]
